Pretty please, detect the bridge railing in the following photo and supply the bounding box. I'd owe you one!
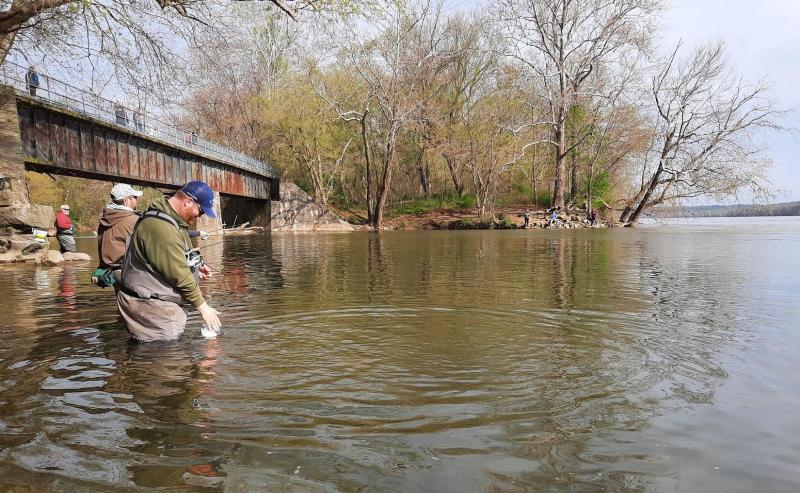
[0,60,278,179]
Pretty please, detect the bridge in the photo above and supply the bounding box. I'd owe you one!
[0,60,279,231]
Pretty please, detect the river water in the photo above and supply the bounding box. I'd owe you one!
[0,217,798,492]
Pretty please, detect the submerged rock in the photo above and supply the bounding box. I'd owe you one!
[62,252,92,262]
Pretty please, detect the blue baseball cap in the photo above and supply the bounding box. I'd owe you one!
[180,181,216,218]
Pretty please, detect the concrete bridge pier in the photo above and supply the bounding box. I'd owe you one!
[220,195,271,229]
[0,86,53,231]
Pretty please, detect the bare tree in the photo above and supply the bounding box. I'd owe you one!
[620,42,785,225]
[178,7,303,158]
[0,0,321,95]
[413,13,498,199]
[461,88,532,218]
[496,0,659,210]
[314,0,455,229]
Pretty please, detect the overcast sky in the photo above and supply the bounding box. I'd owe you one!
[661,0,800,202]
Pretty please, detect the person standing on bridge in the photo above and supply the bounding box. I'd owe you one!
[54,204,76,253]
[133,108,144,132]
[26,66,39,97]
[114,101,128,127]
[97,183,143,284]
[117,181,221,342]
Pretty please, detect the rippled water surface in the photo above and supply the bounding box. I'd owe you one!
[1,217,799,492]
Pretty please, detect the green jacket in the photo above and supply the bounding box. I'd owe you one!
[128,195,204,307]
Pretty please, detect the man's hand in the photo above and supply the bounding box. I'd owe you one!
[198,264,212,280]
[199,230,209,240]
[197,302,221,332]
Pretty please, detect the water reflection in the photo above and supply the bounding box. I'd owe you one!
[0,222,798,492]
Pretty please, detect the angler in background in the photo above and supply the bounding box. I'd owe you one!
[94,183,143,289]
[116,181,221,342]
[54,204,76,253]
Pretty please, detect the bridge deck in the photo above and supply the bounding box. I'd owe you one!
[15,95,276,200]
[1,60,277,200]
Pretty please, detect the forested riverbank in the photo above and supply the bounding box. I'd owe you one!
[5,0,784,232]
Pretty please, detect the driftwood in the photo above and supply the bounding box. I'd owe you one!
[222,222,265,236]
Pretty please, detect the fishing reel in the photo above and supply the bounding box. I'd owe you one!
[91,268,116,288]
[186,248,205,271]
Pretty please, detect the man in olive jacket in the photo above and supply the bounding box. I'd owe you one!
[117,181,221,342]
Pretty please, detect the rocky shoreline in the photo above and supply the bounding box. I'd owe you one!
[378,207,611,231]
[0,234,92,265]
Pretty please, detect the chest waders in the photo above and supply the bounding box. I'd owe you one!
[119,209,200,305]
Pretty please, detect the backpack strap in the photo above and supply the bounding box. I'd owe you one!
[138,209,180,230]
[134,208,191,252]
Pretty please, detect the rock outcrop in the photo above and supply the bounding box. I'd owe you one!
[0,204,55,230]
[271,182,354,232]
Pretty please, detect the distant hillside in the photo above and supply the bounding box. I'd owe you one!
[654,201,800,218]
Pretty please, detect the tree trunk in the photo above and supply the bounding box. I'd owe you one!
[585,159,594,218]
[373,140,397,230]
[416,148,430,198]
[360,112,373,225]
[626,132,674,225]
[0,31,16,65]
[626,166,662,226]
[570,150,579,202]
[552,116,566,210]
[619,177,650,223]
[530,144,537,204]
[444,154,464,197]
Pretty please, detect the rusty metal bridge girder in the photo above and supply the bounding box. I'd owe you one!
[16,97,278,200]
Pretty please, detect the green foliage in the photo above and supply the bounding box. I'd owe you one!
[448,218,482,229]
[585,171,612,208]
[346,214,368,225]
[497,183,551,208]
[389,194,476,217]
[495,218,517,229]
[445,216,516,230]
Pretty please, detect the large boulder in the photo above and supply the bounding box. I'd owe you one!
[0,204,55,229]
[40,249,64,266]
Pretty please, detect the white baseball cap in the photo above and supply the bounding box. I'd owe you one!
[110,183,143,201]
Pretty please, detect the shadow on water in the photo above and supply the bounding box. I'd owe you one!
[0,223,798,492]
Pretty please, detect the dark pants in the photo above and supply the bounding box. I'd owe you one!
[28,85,37,97]
[57,234,76,253]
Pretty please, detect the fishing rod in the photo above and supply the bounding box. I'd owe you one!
[193,239,226,250]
